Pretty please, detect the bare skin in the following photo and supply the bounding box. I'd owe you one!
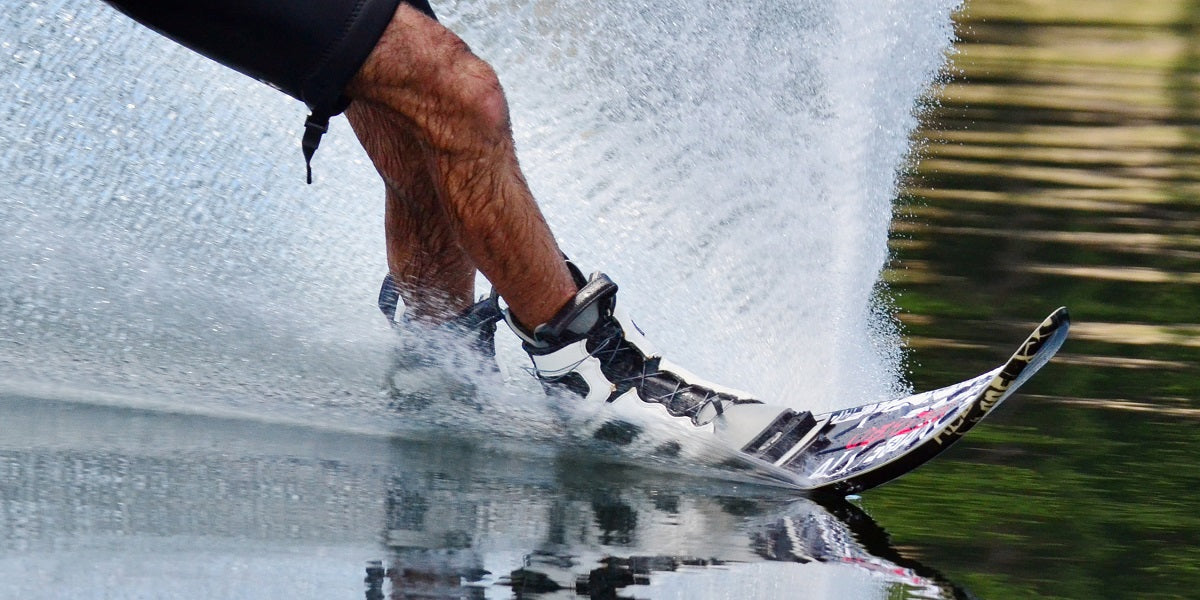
[343,4,576,329]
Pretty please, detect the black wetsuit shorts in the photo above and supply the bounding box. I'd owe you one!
[102,0,436,180]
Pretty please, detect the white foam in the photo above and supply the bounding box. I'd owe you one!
[0,0,961,423]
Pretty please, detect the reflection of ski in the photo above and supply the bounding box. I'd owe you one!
[752,499,967,599]
[735,307,1070,495]
[494,498,963,600]
[817,498,975,600]
[0,392,970,598]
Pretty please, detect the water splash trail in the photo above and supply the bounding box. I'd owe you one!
[0,0,961,433]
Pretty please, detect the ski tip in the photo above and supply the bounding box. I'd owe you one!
[1042,306,1071,349]
[1031,307,1071,350]
[1049,306,1070,328]
[1004,307,1069,392]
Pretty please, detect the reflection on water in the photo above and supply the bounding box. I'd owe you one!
[0,396,963,600]
[875,0,1200,598]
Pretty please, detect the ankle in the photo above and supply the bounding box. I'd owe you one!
[505,272,617,349]
[377,273,477,327]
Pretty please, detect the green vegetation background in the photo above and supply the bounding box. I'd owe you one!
[865,1,1200,598]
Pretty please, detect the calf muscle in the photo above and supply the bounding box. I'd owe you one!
[346,4,575,327]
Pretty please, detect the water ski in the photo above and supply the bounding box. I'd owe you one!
[720,307,1070,495]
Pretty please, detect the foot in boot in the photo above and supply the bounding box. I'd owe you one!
[378,274,503,409]
[504,265,818,459]
[378,273,502,358]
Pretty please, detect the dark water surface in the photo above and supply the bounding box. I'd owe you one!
[871,1,1200,598]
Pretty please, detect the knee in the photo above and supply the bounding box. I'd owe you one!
[354,14,511,150]
[440,48,509,141]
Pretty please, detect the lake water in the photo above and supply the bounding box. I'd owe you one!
[2,0,1196,598]
[873,1,1200,598]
